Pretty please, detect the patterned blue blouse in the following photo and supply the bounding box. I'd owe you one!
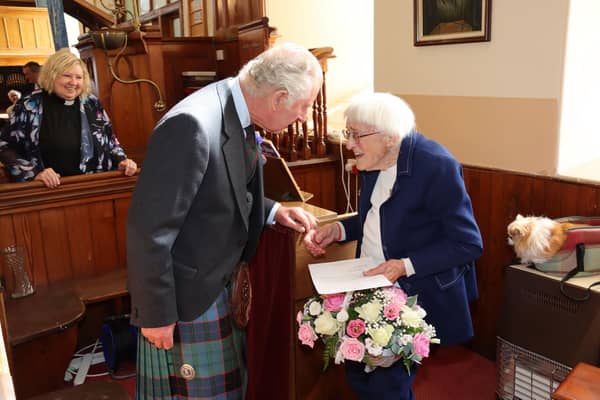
[0,90,128,182]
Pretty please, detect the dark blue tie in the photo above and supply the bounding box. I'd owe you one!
[245,125,258,181]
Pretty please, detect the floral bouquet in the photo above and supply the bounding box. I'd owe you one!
[296,286,439,373]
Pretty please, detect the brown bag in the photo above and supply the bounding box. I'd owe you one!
[230,262,252,328]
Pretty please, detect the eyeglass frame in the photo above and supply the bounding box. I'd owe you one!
[341,128,383,142]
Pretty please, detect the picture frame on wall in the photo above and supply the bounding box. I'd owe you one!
[414,0,491,46]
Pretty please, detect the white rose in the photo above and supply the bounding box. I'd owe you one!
[309,301,322,316]
[357,301,382,323]
[336,308,349,322]
[416,306,427,319]
[314,311,339,335]
[401,306,422,328]
[368,324,394,347]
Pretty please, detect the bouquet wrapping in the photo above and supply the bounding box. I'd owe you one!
[297,286,439,373]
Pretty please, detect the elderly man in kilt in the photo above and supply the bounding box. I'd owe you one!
[127,43,323,399]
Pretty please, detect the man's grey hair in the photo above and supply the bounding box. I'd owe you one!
[344,92,416,140]
[238,42,322,106]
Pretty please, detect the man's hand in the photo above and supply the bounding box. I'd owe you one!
[303,223,341,256]
[141,323,176,350]
[363,259,406,283]
[274,206,318,233]
[34,168,61,188]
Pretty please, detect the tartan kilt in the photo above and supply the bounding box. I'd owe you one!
[136,288,244,400]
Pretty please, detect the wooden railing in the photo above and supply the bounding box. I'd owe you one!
[261,47,336,162]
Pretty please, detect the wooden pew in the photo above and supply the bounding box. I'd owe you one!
[0,172,136,399]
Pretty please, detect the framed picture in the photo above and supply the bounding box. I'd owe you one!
[414,0,491,46]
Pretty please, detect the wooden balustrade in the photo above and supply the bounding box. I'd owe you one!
[263,47,336,162]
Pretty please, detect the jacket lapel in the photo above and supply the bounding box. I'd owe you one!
[217,80,250,230]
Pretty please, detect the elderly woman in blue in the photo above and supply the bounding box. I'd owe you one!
[304,92,483,400]
[0,48,136,188]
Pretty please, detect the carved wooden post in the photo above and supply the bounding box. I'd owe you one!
[288,124,297,161]
[300,121,310,159]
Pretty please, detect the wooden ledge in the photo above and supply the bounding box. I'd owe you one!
[5,285,84,346]
[0,171,138,215]
[5,269,128,346]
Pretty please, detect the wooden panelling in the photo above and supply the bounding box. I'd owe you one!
[215,38,240,79]
[289,158,339,212]
[0,172,136,291]
[77,32,216,164]
[237,17,272,66]
[0,172,135,398]
[0,6,54,66]
[462,166,600,359]
[214,0,264,39]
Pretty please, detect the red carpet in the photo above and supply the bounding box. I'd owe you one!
[81,345,495,399]
[414,345,497,400]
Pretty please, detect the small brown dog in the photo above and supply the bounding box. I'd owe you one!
[507,214,587,264]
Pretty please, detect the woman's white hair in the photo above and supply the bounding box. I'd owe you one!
[344,92,415,140]
[238,42,322,106]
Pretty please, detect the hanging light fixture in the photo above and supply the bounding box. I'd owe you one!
[90,0,166,112]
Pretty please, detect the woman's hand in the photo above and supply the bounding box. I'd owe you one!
[34,168,61,188]
[303,222,342,257]
[363,259,406,283]
[118,158,137,176]
[141,323,176,350]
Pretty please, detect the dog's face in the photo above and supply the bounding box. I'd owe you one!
[507,214,531,246]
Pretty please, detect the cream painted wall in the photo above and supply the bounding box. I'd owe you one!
[266,0,373,126]
[375,0,570,175]
[558,0,600,178]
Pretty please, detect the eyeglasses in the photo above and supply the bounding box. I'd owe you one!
[341,129,383,142]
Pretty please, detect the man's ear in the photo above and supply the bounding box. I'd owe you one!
[272,89,288,110]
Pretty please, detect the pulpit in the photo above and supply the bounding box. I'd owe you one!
[246,206,359,400]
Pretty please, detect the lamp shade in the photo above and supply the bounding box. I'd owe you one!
[90,30,126,50]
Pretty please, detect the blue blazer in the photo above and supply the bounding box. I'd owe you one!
[342,132,483,346]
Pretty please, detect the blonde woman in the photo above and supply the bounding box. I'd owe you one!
[0,48,136,188]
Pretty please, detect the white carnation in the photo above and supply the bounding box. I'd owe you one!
[365,338,383,356]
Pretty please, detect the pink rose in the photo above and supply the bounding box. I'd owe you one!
[298,323,318,348]
[383,303,401,320]
[385,287,408,306]
[339,338,365,362]
[346,319,366,338]
[412,333,430,358]
[296,311,303,325]
[323,293,346,312]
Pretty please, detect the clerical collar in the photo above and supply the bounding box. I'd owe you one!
[47,92,77,106]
